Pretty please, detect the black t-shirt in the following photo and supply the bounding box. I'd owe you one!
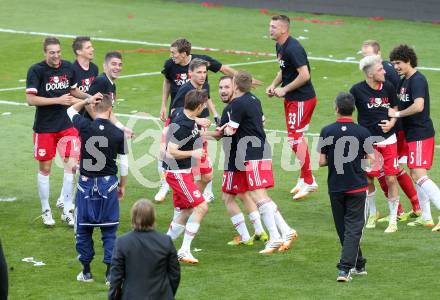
[26,60,77,133]
[224,92,270,170]
[84,73,116,120]
[161,54,222,102]
[169,81,210,118]
[318,119,372,193]
[72,60,99,93]
[398,71,435,141]
[220,101,238,171]
[350,81,398,139]
[382,60,400,91]
[72,115,127,177]
[164,110,203,170]
[276,36,316,101]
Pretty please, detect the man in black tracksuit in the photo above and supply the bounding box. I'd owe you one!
[317,92,374,282]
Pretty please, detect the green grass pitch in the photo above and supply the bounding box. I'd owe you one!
[0,0,439,299]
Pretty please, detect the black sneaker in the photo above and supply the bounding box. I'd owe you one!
[351,267,367,276]
[77,271,94,283]
[336,270,352,282]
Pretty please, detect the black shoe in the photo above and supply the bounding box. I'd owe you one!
[351,267,367,276]
[336,270,352,282]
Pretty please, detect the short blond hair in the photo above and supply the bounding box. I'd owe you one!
[233,70,252,93]
[359,55,381,75]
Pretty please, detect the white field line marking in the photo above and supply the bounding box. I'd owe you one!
[0,197,17,202]
[1,28,440,71]
[0,87,24,92]
[0,99,320,136]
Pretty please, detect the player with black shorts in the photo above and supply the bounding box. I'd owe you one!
[318,92,373,282]
[267,15,318,200]
[67,94,128,284]
[361,40,421,225]
[164,90,209,265]
[26,37,99,227]
[389,45,440,231]
[350,55,401,233]
[221,71,296,254]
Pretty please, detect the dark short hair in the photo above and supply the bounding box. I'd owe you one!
[184,89,208,111]
[189,58,208,72]
[105,51,122,63]
[234,70,252,93]
[43,37,60,52]
[95,94,113,113]
[171,38,192,55]
[271,15,290,25]
[131,199,156,231]
[72,36,91,56]
[219,75,233,83]
[389,44,418,67]
[336,92,355,116]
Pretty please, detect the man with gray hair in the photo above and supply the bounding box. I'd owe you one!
[350,55,400,233]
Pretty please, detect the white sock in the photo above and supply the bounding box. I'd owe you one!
[181,222,200,251]
[231,213,250,241]
[416,184,432,221]
[203,180,213,194]
[367,190,376,217]
[258,200,280,240]
[167,221,186,240]
[387,197,399,225]
[248,211,264,235]
[271,202,292,236]
[38,173,50,212]
[172,208,181,221]
[418,176,440,210]
[62,173,74,213]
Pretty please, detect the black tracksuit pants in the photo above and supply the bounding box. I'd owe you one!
[329,191,367,272]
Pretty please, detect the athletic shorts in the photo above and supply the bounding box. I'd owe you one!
[166,172,205,209]
[367,143,399,177]
[222,170,248,195]
[284,97,317,137]
[33,127,80,161]
[396,130,409,163]
[244,159,274,191]
[407,137,435,170]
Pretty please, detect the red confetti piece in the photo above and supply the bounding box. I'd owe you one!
[128,14,134,19]
[201,2,222,7]
[368,17,385,21]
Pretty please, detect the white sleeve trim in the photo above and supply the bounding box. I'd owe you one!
[228,120,240,129]
[119,154,129,176]
[67,107,79,121]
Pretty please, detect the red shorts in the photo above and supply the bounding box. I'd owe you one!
[222,171,248,195]
[284,97,317,137]
[166,172,205,209]
[407,137,435,170]
[33,127,80,161]
[367,143,399,177]
[244,159,274,191]
[396,130,409,162]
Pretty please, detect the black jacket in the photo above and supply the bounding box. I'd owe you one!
[108,230,180,300]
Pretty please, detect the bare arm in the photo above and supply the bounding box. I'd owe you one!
[274,65,310,98]
[389,98,424,118]
[220,65,262,87]
[26,93,75,106]
[318,153,328,167]
[266,71,282,97]
[167,142,204,160]
[206,98,218,118]
[160,79,171,122]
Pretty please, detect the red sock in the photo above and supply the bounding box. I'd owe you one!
[397,169,420,212]
[291,137,313,184]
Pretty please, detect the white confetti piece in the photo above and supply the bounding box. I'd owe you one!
[18,79,26,82]
[304,29,309,32]
[130,110,138,114]
[298,36,309,40]
[193,248,203,252]
[33,261,46,266]
[345,57,356,60]
[0,197,16,202]
[1,112,11,116]
[22,257,34,262]
[323,77,328,80]
[328,55,333,58]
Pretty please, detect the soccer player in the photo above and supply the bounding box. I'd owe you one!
[266,15,318,200]
[167,59,214,204]
[318,92,373,282]
[222,71,297,254]
[26,37,96,227]
[350,55,400,233]
[204,75,268,246]
[67,94,128,284]
[360,40,421,226]
[389,45,440,231]
[155,38,262,202]
[164,90,209,264]
[53,37,100,211]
